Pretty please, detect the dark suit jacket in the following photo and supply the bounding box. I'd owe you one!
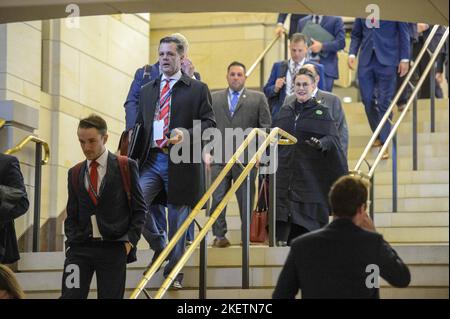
[264,60,326,118]
[349,19,410,67]
[64,152,146,263]
[210,88,272,163]
[0,154,29,264]
[273,218,411,299]
[124,62,201,130]
[136,73,216,207]
[297,15,346,79]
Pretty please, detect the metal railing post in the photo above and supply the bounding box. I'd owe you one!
[413,95,418,171]
[430,61,436,133]
[370,174,375,222]
[199,166,211,299]
[284,33,288,60]
[259,58,265,90]
[242,173,250,289]
[392,135,398,213]
[32,143,42,252]
[268,144,278,247]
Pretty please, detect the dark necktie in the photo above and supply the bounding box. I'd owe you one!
[88,160,99,205]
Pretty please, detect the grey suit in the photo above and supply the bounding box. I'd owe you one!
[209,88,272,238]
[285,90,349,155]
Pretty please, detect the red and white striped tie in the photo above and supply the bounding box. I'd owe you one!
[156,79,171,148]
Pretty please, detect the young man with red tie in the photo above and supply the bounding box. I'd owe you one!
[61,114,146,299]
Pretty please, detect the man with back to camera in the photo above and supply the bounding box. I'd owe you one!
[273,175,411,299]
[61,114,146,299]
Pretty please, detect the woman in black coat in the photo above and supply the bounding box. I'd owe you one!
[273,69,348,246]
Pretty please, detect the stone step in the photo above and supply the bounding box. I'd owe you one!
[348,132,449,148]
[196,211,449,229]
[347,156,449,171]
[21,287,450,299]
[221,226,449,245]
[15,263,449,292]
[347,144,449,160]
[18,244,448,271]
[222,196,449,217]
[346,120,449,137]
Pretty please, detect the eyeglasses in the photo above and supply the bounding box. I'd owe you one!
[295,82,311,88]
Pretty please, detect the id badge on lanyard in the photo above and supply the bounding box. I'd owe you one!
[153,88,172,141]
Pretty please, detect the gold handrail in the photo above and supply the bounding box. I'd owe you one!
[129,127,297,299]
[0,118,5,129]
[354,25,444,173]
[245,32,285,78]
[4,135,50,165]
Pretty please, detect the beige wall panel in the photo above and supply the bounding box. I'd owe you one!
[6,22,41,93]
[59,16,109,64]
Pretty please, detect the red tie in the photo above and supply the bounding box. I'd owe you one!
[88,161,99,205]
[156,79,171,148]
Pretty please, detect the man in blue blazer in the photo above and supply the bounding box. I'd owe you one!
[348,19,410,159]
[296,15,346,92]
[264,33,325,119]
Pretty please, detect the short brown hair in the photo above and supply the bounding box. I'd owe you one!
[78,114,107,136]
[329,175,371,218]
[0,265,25,299]
[290,32,307,44]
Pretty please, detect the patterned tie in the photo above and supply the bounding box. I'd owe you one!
[156,79,171,148]
[230,91,239,116]
[289,63,300,95]
[88,160,99,205]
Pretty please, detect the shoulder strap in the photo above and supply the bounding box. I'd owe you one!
[71,161,85,198]
[143,64,151,78]
[117,155,132,209]
[280,60,289,76]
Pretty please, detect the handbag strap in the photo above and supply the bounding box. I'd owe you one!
[256,177,269,211]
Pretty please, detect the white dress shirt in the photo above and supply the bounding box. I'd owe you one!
[85,148,109,192]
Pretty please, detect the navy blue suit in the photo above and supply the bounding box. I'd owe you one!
[264,60,326,118]
[297,15,346,91]
[350,19,410,143]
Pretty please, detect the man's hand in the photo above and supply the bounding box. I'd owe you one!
[124,242,132,255]
[309,38,323,54]
[436,72,444,85]
[181,57,195,78]
[417,23,430,34]
[203,152,213,170]
[305,137,322,150]
[398,61,409,77]
[275,24,286,37]
[356,212,376,232]
[348,56,356,70]
[168,128,184,145]
[274,77,286,93]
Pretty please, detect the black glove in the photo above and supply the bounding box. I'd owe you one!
[305,137,322,150]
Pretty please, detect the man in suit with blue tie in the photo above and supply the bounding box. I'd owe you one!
[264,33,326,118]
[348,19,410,159]
[296,15,346,92]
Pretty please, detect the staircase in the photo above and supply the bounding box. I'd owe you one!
[15,99,449,299]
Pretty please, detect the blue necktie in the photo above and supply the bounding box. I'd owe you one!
[230,91,239,115]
